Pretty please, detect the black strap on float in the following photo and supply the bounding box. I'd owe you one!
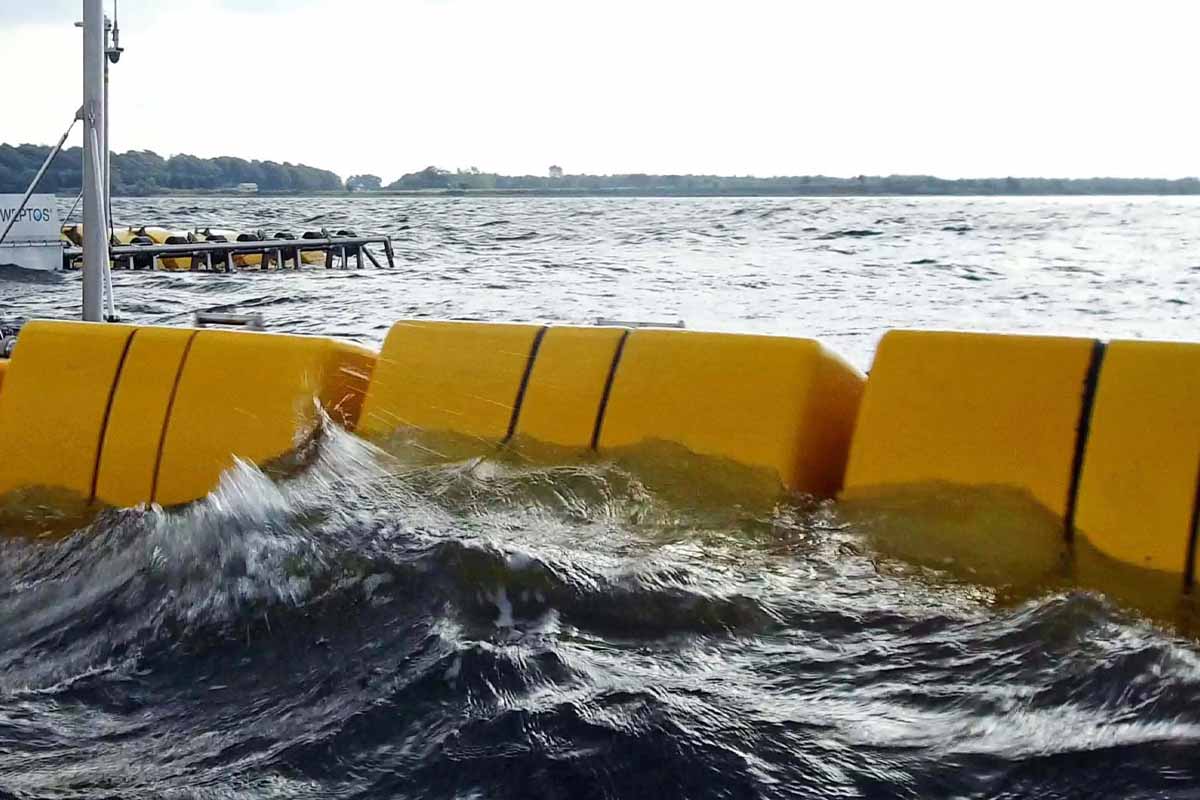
[88,328,137,504]
[590,329,631,451]
[1182,457,1200,592]
[1063,339,1106,541]
[503,326,548,443]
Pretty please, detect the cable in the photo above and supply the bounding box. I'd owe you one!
[64,190,84,224]
[0,114,79,246]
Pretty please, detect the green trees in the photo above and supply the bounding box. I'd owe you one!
[0,144,342,194]
[386,166,451,190]
[0,144,84,192]
[346,174,383,191]
[165,154,222,189]
[4,141,1200,197]
[450,168,497,191]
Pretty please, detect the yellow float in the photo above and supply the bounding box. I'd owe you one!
[0,320,1197,592]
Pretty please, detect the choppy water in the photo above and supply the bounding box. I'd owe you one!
[5,195,1200,366]
[2,196,1200,799]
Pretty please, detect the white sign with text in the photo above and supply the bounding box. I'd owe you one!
[0,194,63,271]
[0,195,60,243]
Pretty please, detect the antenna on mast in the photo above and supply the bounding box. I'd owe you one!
[108,0,123,63]
[100,0,122,320]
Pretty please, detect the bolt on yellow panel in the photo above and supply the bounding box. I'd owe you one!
[842,329,1098,516]
[0,320,137,500]
[597,329,865,496]
[515,326,627,448]
[154,330,375,506]
[356,320,543,443]
[1075,340,1200,574]
[94,327,196,508]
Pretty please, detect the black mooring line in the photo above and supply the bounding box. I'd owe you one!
[1182,456,1200,592]
[89,328,137,505]
[1063,339,1106,540]
[590,329,631,451]
[504,326,548,442]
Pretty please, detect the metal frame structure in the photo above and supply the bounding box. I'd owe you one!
[70,3,393,319]
[63,235,397,273]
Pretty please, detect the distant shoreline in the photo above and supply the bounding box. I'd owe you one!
[88,187,1200,199]
[8,142,1199,198]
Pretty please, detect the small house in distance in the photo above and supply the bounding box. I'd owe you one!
[236,182,259,193]
[548,165,564,179]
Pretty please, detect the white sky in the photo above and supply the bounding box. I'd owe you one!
[2,0,1198,182]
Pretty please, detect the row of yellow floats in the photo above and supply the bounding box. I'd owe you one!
[0,319,1197,590]
[59,225,333,270]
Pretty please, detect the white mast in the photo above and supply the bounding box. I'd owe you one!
[81,0,108,322]
[104,17,110,214]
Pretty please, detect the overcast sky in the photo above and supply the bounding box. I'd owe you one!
[2,0,1197,181]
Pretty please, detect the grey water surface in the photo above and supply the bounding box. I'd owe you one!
[0,195,1198,800]
[4,194,1198,366]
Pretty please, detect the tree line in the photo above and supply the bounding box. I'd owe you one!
[4,142,1200,196]
[0,144,343,194]
[387,166,1200,195]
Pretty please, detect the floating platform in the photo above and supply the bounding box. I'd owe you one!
[60,225,396,272]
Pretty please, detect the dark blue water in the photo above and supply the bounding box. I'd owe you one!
[2,196,1200,798]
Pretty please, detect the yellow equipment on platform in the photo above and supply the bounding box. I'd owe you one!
[136,226,191,270]
[66,226,149,268]
[188,229,266,268]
